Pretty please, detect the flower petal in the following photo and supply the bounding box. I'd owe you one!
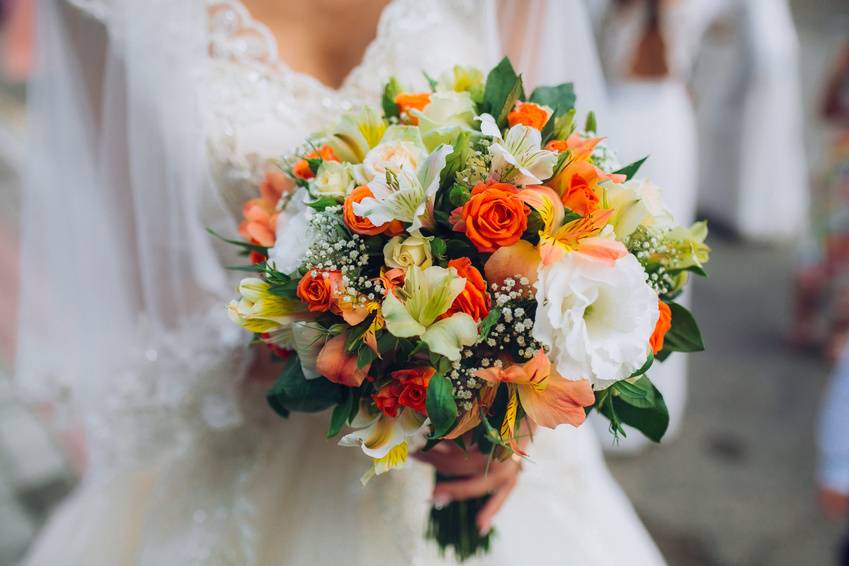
[422,312,478,361]
[517,373,594,428]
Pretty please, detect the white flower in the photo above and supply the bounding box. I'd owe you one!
[383,233,433,269]
[606,179,675,239]
[353,144,453,233]
[310,160,355,199]
[268,189,314,275]
[362,139,427,180]
[532,252,659,390]
[479,113,557,186]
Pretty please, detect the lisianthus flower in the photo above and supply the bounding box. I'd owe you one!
[476,350,594,428]
[479,113,557,186]
[381,265,478,360]
[227,278,304,334]
[507,101,552,130]
[339,404,429,484]
[532,252,659,389]
[268,188,314,276]
[353,144,453,233]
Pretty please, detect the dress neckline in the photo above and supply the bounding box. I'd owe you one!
[208,0,401,97]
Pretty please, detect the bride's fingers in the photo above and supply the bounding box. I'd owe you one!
[432,462,513,502]
[476,473,518,535]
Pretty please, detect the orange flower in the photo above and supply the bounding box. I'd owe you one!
[343,186,404,236]
[507,101,550,130]
[379,267,405,292]
[292,144,338,180]
[650,300,672,354]
[316,333,370,388]
[394,92,431,123]
[446,257,491,321]
[296,271,337,312]
[459,182,529,253]
[545,139,569,153]
[373,381,405,417]
[259,170,289,203]
[560,161,602,216]
[239,198,277,248]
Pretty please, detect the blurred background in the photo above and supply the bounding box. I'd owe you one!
[0,0,848,564]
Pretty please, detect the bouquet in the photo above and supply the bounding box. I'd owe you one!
[222,58,710,561]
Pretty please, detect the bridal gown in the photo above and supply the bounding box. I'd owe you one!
[20,1,665,564]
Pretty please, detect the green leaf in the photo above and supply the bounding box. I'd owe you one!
[612,375,657,409]
[382,77,401,119]
[628,352,654,379]
[305,157,323,174]
[327,392,354,438]
[529,83,577,117]
[266,357,345,417]
[482,57,524,127]
[423,71,438,92]
[206,228,267,254]
[584,111,597,134]
[306,197,343,212]
[431,237,448,261]
[613,390,669,442]
[561,210,582,224]
[439,132,471,192]
[356,345,376,369]
[447,183,471,208]
[426,373,458,438]
[612,156,648,180]
[663,302,705,353]
[477,308,502,343]
[444,238,477,259]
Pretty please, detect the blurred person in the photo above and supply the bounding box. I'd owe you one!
[588,0,721,451]
[694,0,808,242]
[17,1,665,565]
[2,0,33,81]
[792,38,849,360]
[818,341,849,566]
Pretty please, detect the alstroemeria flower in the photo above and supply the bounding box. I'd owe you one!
[381,265,478,361]
[411,91,477,149]
[517,185,565,235]
[354,144,453,233]
[227,278,304,334]
[328,105,387,163]
[605,179,675,240]
[475,350,594,429]
[339,405,429,484]
[538,209,625,266]
[479,113,557,186]
[662,221,710,271]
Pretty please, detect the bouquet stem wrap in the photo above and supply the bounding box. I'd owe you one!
[427,472,493,561]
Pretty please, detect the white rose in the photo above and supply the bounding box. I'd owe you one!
[311,160,355,198]
[383,234,433,269]
[268,189,314,275]
[362,140,427,180]
[532,252,659,390]
[606,179,674,239]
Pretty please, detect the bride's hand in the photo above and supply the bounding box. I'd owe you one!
[414,433,530,535]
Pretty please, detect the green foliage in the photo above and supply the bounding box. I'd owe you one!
[583,111,597,134]
[613,156,648,180]
[477,308,502,343]
[426,373,458,438]
[431,237,448,264]
[266,357,346,417]
[629,352,654,379]
[306,196,342,212]
[326,392,354,438]
[660,302,705,355]
[482,57,524,128]
[529,82,576,142]
[206,228,267,255]
[440,132,472,191]
[594,376,669,443]
[382,77,401,119]
[448,183,472,208]
[423,71,438,92]
[357,345,376,369]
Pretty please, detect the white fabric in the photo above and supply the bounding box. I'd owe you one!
[819,344,849,494]
[21,1,664,564]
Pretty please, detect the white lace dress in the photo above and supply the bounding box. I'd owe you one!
[23,1,665,564]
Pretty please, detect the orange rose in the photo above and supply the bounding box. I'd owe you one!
[460,182,529,253]
[293,144,338,180]
[507,101,550,130]
[379,267,405,292]
[296,271,337,312]
[650,300,672,354]
[561,164,601,216]
[446,257,491,321]
[343,185,404,236]
[394,92,431,123]
[392,367,435,415]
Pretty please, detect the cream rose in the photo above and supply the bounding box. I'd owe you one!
[362,140,427,180]
[310,160,355,199]
[383,234,433,269]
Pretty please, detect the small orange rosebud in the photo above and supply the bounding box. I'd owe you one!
[296,271,336,313]
[649,301,672,354]
[507,101,550,130]
[394,92,431,123]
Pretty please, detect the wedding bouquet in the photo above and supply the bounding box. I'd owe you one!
[222,58,709,560]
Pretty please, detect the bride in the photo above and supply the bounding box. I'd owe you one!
[18,1,665,564]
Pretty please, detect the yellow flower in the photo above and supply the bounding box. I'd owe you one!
[227,278,304,333]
